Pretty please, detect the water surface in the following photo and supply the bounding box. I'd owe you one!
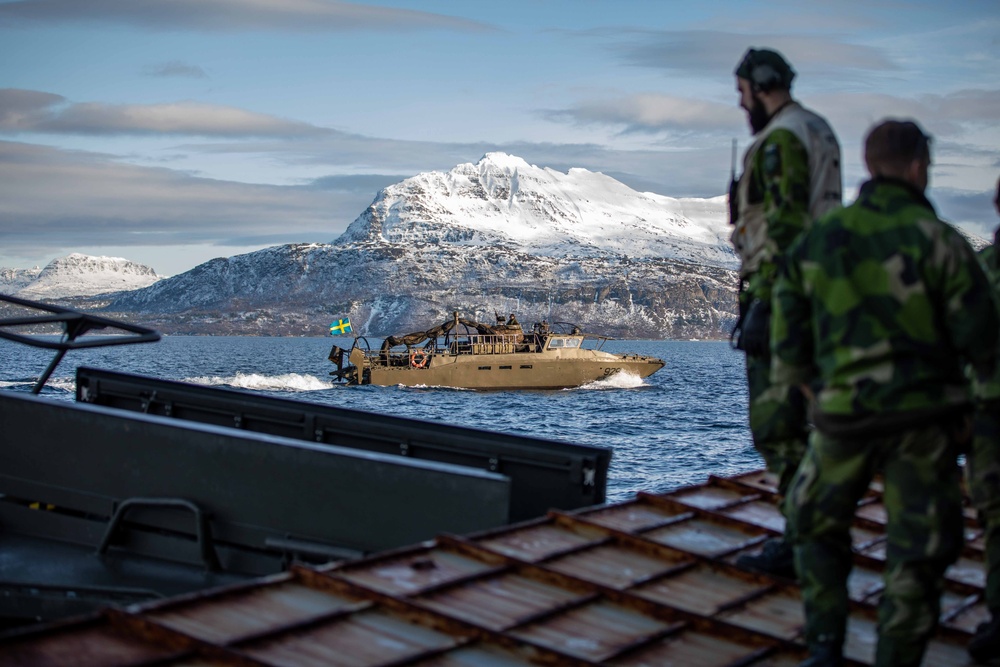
[1,336,758,502]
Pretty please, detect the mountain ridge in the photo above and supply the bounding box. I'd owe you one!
[6,154,742,339]
[338,152,736,270]
[1,253,161,299]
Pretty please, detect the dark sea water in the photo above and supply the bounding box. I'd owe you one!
[0,336,759,503]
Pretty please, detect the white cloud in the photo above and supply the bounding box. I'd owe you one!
[0,89,329,137]
[0,140,368,253]
[595,29,898,78]
[0,0,495,32]
[547,94,741,134]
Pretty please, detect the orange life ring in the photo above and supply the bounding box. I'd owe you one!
[410,349,429,368]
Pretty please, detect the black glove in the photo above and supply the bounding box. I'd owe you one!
[739,298,771,357]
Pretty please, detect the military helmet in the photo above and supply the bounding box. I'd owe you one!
[735,48,795,92]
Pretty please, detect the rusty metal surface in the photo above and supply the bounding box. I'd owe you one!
[333,546,500,596]
[476,522,607,562]
[606,629,773,666]
[418,572,590,631]
[631,563,773,616]
[145,578,363,645]
[0,617,182,667]
[0,468,988,666]
[544,543,689,590]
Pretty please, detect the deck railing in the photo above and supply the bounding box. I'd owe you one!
[370,333,539,365]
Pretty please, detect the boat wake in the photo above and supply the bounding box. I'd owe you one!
[574,371,648,391]
[0,378,75,394]
[184,372,333,392]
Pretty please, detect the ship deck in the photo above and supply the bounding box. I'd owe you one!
[0,469,987,666]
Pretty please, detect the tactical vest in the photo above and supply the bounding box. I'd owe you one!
[731,102,842,277]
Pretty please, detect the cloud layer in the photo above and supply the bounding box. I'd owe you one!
[1,1,997,274]
[0,89,329,137]
[0,0,494,32]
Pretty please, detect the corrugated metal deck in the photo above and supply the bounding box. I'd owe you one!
[0,470,987,666]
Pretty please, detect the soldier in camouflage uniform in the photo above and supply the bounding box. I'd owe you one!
[729,47,843,578]
[966,178,1000,663]
[773,120,1000,667]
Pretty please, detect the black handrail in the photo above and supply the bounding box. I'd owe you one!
[0,293,161,393]
[97,497,221,572]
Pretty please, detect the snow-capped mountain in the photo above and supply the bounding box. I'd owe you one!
[6,253,161,299]
[0,265,43,293]
[340,152,736,269]
[105,154,738,338]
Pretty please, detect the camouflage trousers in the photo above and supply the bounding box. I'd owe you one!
[744,350,809,505]
[966,401,1000,614]
[785,424,964,667]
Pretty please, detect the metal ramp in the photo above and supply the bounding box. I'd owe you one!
[75,366,611,523]
[0,471,986,665]
[0,390,511,623]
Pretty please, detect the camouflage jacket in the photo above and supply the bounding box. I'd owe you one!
[730,102,842,300]
[976,229,1000,402]
[771,178,999,432]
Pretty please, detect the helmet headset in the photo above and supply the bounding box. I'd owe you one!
[735,48,795,93]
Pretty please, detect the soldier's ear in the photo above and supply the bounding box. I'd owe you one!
[903,157,929,192]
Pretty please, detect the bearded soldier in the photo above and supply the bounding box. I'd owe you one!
[774,120,999,667]
[729,47,843,578]
[967,178,1000,663]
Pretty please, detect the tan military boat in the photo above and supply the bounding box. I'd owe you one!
[328,312,665,389]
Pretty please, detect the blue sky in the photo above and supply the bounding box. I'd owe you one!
[1,0,998,276]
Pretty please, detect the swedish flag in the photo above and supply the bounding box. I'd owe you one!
[329,317,353,336]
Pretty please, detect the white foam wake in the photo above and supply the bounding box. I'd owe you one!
[574,371,648,390]
[0,377,76,392]
[184,372,333,391]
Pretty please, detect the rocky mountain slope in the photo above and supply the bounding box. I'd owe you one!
[102,154,739,338]
[7,154,739,339]
[0,265,43,294]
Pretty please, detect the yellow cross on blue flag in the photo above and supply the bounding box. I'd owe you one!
[329,317,353,336]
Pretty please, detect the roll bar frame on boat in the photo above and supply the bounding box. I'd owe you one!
[0,293,161,394]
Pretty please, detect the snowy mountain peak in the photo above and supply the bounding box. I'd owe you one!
[336,153,735,269]
[477,151,532,171]
[105,154,740,338]
[7,253,162,299]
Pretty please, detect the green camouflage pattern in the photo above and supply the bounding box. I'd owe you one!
[772,178,1000,419]
[785,425,964,666]
[745,351,807,497]
[774,179,997,664]
[740,127,813,502]
[967,232,1000,612]
[974,237,1000,401]
[968,403,1000,613]
[743,128,812,300]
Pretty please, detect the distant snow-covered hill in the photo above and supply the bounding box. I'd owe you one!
[103,154,738,338]
[2,253,161,299]
[0,265,43,294]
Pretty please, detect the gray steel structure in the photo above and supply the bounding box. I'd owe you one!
[75,367,611,522]
[0,390,512,623]
[0,294,611,626]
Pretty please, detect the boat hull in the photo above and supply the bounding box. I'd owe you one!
[364,351,664,389]
[330,312,667,389]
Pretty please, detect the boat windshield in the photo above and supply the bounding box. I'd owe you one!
[547,337,582,349]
